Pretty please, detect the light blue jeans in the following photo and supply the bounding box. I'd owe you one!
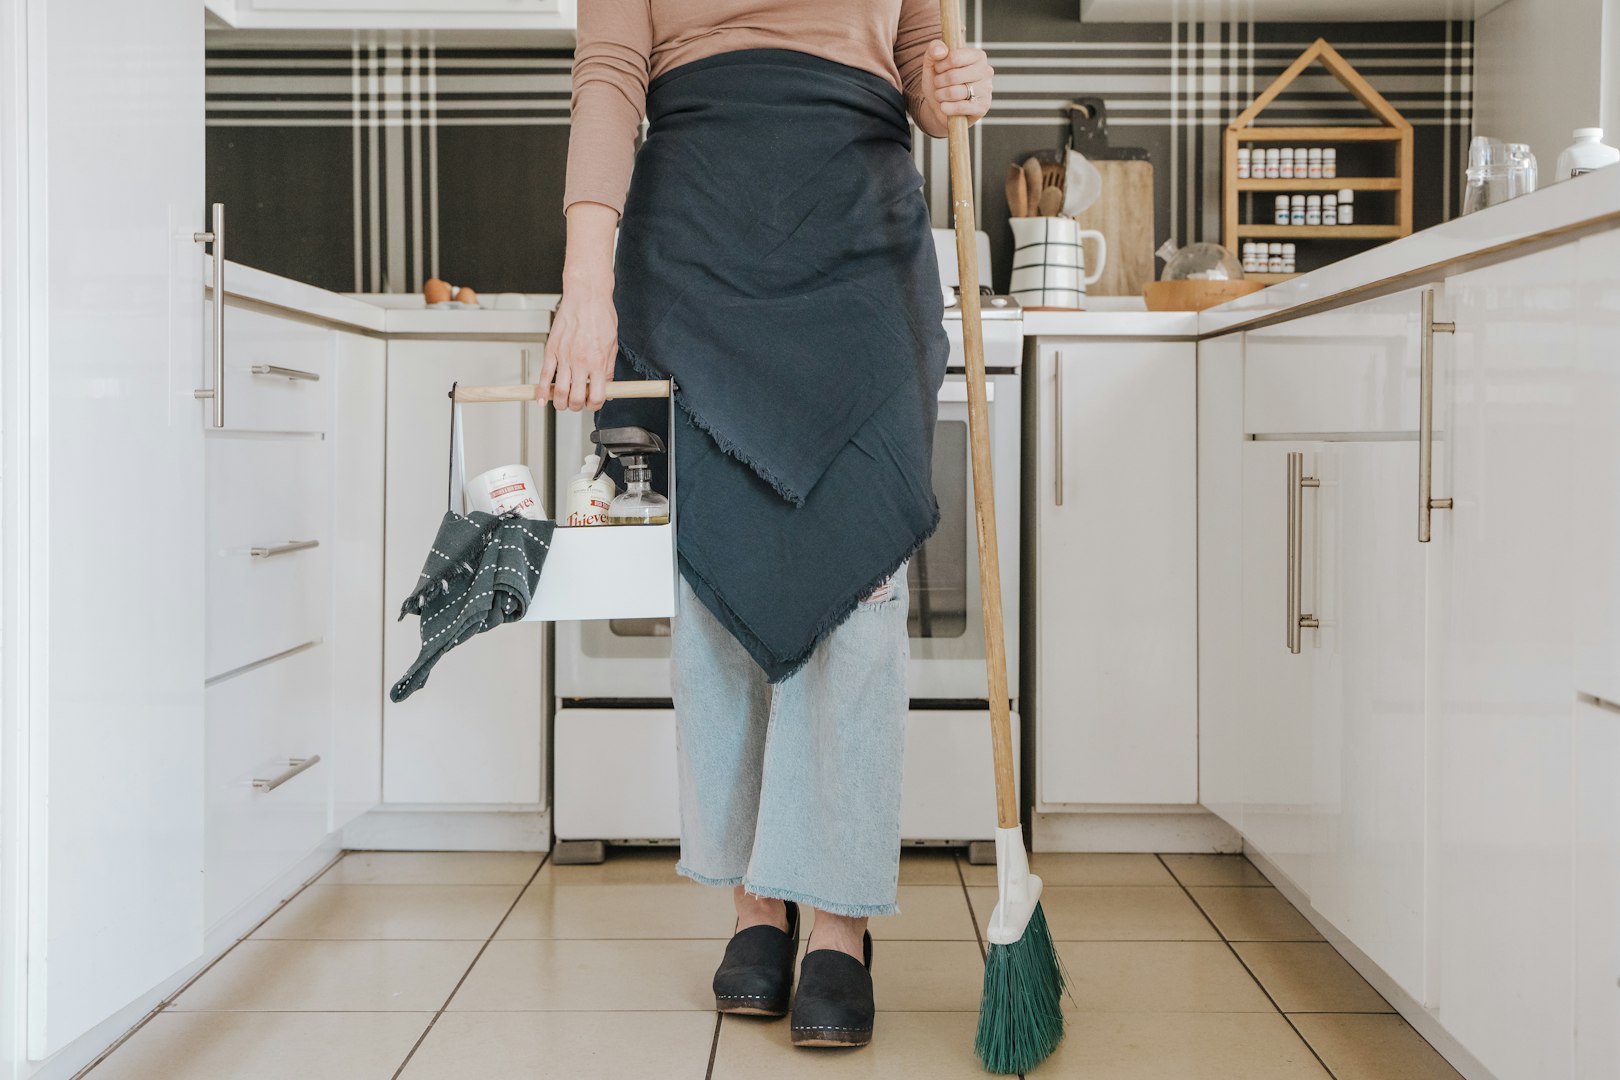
[670,570,909,917]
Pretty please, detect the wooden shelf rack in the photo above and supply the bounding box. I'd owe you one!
[1224,39,1414,268]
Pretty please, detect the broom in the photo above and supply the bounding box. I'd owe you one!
[935,1,1067,1073]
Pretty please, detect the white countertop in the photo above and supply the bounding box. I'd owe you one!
[216,257,385,332]
[1021,309,1200,338]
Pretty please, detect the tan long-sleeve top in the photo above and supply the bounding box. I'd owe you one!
[564,0,943,215]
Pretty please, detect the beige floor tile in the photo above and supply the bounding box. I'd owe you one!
[961,853,1175,887]
[968,886,1218,941]
[87,1011,429,1080]
[870,885,977,941]
[448,939,721,1011]
[1291,1014,1465,1080]
[897,850,962,884]
[1190,887,1324,942]
[865,940,986,1011]
[711,1011,986,1079]
[1160,853,1271,887]
[321,851,543,886]
[534,846,686,886]
[251,884,521,940]
[1058,941,1273,1013]
[170,939,480,1012]
[1234,942,1394,1013]
[399,1011,716,1080]
[1039,1011,1332,1079]
[496,882,738,940]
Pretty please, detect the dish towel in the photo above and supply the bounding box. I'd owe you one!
[390,510,555,703]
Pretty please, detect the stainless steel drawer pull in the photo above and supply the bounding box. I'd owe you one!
[1287,451,1320,655]
[1053,358,1065,507]
[250,539,319,559]
[252,755,321,793]
[1419,288,1456,543]
[251,364,321,382]
[193,202,225,428]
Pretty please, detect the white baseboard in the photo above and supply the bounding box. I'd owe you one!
[341,807,552,852]
[1031,808,1243,852]
[1241,845,1502,1080]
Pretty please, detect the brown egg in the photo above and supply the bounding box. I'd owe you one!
[423,278,452,304]
[456,286,479,306]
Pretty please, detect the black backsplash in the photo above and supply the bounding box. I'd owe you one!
[206,13,1472,295]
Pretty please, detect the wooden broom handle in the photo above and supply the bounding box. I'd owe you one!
[939,0,1017,831]
[454,380,672,403]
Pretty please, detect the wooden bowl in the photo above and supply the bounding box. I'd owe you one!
[1143,279,1265,312]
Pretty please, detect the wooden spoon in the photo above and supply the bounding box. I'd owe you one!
[1022,156,1044,217]
[1005,163,1029,218]
[1036,184,1064,216]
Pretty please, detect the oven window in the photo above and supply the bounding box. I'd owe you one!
[909,418,968,639]
[606,418,969,642]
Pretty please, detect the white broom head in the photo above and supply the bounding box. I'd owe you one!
[986,825,1045,946]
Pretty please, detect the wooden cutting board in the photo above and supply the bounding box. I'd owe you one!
[1074,159,1154,297]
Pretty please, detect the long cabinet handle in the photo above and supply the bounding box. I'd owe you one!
[252,754,320,793]
[1053,356,1064,506]
[1287,451,1320,654]
[251,364,320,382]
[1419,289,1456,542]
[193,202,225,428]
[250,539,319,559]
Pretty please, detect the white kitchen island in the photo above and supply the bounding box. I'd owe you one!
[1026,166,1620,1080]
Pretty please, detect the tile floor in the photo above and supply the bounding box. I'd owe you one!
[81,850,1466,1080]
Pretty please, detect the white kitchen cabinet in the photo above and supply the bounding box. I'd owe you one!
[1196,333,1246,830]
[331,332,387,829]
[1031,341,1197,808]
[383,339,547,806]
[1237,440,1320,897]
[1432,248,1580,1080]
[7,0,209,1062]
[1308,440,1427,1002]
[1573,230,1620,707]
[1573,698,1620,1078]
[219,0,575,31]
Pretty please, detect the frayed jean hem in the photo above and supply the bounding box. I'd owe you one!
[678,862,900,918]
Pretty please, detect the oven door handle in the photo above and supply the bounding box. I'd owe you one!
[937,381,994,403]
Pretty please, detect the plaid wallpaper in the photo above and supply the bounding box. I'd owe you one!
[206,5,1473,294]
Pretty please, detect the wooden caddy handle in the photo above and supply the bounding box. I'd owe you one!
[453,380,672,404]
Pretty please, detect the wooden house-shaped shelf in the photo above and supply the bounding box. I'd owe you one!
[1224,38,1414,283]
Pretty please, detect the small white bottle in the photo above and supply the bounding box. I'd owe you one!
[1281,242,1297,273]
[1265,148,1280,179]
[1268,242,1284,273]
[1274,194,1290,225]
[1336,188,1354,225]
[1307,147,1323,179]
[565,454,618,527]
[1305,194,1322,226]
[1290,194,1306,226]
[1323,197,1338,226]
[1236,147,1251,179]
[1279,147,1294,179]
[1323,148,1337,178]
[1555,128,1620,181]
[1240,242,1255,272]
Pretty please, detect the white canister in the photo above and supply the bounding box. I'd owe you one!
[1323,148,1337,178]
[1236,147,1251,179]
[1337,189,1354,225]
[1290,194,1306,226]
[1279,147,1294,178]
[466,463,547,520]
[1265,148,1280,179]
[1009,216,1108,309]
[1307,147,1323,179]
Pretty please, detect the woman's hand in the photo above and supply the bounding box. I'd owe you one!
[917,41,993,132]
[542,201,620,411]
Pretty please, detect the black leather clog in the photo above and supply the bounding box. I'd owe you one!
[790,931,874,1047]
[713,900,800,1016]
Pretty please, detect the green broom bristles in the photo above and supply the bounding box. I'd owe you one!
[974,901,1067,1074]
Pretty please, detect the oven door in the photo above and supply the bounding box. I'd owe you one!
[553,373,1021,702]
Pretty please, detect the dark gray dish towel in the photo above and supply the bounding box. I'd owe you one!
[390,510,555,703]
[601,48,949,683]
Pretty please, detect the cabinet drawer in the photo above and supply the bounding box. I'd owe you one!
[220,304,333,433]
[205,643,331,928]
[1244,292,1428,435]
[206,435,331,679]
